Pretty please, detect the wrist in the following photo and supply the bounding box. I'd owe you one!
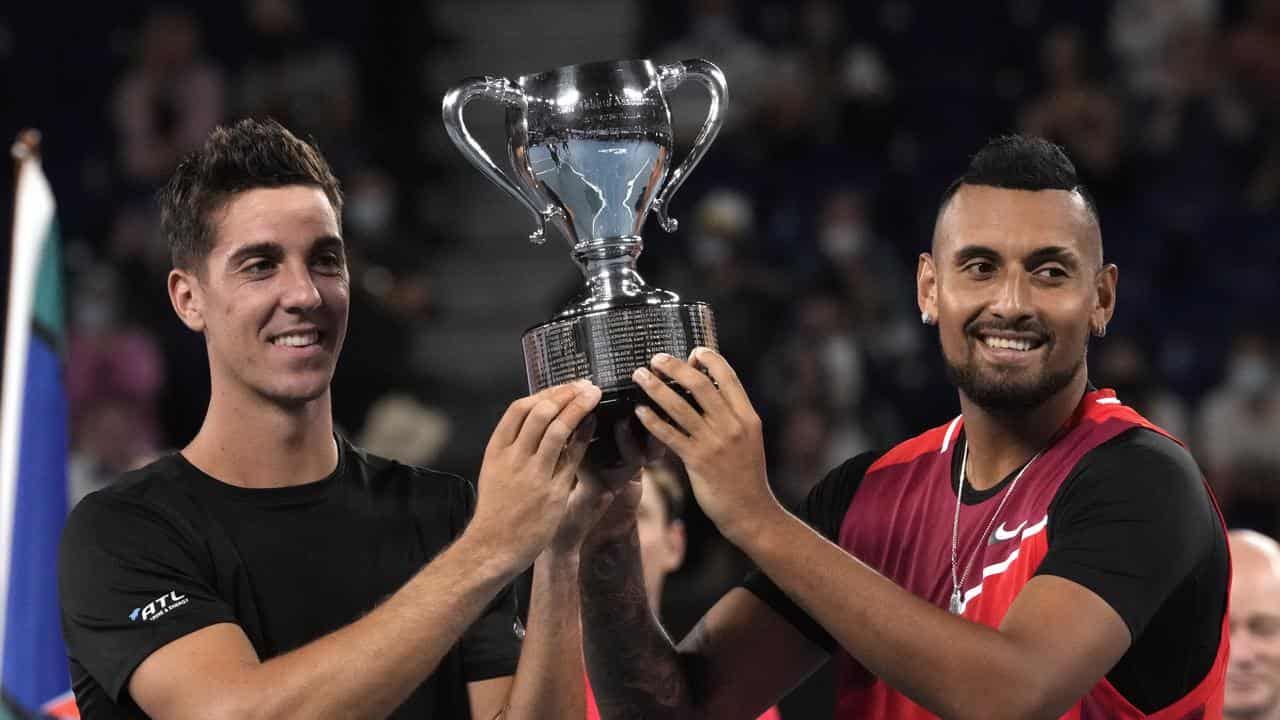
[719,497,788,549]
[539,543,581,568]
[455,522,528,580]
[581,518,637,556]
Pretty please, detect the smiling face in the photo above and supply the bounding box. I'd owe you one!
[918,184,1116,415]
[168,185,350,408]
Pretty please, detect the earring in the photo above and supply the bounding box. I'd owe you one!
[1093,323,1107,338]
[921,311,934,326]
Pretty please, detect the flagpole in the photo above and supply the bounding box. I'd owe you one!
[0,129,50,684]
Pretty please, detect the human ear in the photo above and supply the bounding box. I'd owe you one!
[168,268,206,332]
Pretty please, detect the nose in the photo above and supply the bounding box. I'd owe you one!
[989,267,1033,321]
[280,261,322,313]
[1230,626,1258,668]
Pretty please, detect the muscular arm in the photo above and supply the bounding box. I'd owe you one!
[737,510,1130,720]
[580,525,826,720]
[482,548,587,720]
[627,351,1177,720]
[130,383,601,720]
[131,530,524,720]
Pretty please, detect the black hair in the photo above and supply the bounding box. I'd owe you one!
[159,117,343,272]
[937,134,1099,229]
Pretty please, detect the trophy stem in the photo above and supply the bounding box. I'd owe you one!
[558,235,679,317]
[572,234,642,273]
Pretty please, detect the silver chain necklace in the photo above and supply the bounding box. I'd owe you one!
[949,440,1042,615]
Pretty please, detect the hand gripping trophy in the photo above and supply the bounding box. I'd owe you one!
[443,58,728,465]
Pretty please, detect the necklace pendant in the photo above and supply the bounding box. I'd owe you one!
[949,588,963,615]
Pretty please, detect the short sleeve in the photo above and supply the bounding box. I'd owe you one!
[1034,428,1220,640]
[449,475,522,681]
[58,492,238,702]
[739,451,882,652]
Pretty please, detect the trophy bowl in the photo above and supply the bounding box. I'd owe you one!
[443,58,728,466]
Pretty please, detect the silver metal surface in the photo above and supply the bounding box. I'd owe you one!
[442,58,728,395]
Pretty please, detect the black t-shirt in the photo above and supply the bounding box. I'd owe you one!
[58,436,521,719]
[744,427,1228,713]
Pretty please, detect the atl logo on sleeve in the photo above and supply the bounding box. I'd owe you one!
[129,590,189,622]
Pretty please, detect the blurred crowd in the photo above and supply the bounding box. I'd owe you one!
[3,0,1280,673]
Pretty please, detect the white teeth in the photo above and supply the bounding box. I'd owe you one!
[272,331,320,347]
[983,336,1034,352]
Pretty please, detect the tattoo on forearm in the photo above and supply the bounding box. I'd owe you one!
[581,531,703,720]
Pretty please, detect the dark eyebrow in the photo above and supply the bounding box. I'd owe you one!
[1023,246,1080,272]
[311,235,346,257]
[953,244,1000,265]
[226,242,283,271]
[952,244,1082,272]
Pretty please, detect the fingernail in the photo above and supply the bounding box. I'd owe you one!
[652,353,673,365]
[633,367,651,382]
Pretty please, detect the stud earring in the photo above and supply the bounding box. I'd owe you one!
[1093,323,1107,338]
[921,311,935,326]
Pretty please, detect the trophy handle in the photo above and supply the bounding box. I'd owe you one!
[652,58,729,233]
[442,76,559,244]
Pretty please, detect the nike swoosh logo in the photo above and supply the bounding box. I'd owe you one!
[990,520,1027,544]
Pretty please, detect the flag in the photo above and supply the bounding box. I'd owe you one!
[0,131,77,718]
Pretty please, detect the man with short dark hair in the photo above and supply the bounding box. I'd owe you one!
[58,118,606,719]
[578,135,1231,719]
[1227,530,1280,720]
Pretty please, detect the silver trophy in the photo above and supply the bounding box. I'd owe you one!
[443,58,728,464]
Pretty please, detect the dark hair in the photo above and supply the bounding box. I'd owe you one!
[159,118,343,272]
[937,134,1099,228]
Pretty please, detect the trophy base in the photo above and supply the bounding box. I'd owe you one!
[522,301,717,468]
[586,382,704,468]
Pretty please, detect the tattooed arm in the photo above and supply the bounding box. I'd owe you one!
[580,515,827,720]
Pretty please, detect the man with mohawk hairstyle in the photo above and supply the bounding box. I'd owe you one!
[576,135,1231,719]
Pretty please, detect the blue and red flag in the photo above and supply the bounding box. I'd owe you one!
[0,132,77,718]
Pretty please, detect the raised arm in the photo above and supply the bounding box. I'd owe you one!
[630,349,1138,720]
[579,465,827,720]
[126,382,601,720]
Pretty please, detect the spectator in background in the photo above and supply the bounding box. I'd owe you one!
[65,265,166,505]
[652,0,772,137]
[658,188,787,390]
[1141,20,1252,159]
[584,463,781,720]
[1136,19,1254,225]
[770,404,838,509]
[112,6,224,187]
[814,188,922,383]
[1108,0,1220,101]
[1020,26,1125,195]
[1093,336,1191,440]
[1198,332,1280,517]
[1229,0,1280,209]
[1227,530,1280,720]
[238,0,363,175]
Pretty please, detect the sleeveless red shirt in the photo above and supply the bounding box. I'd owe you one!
[832,389,1229,719]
